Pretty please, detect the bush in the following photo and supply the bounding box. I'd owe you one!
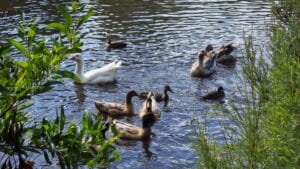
[193,0,300,168]
[0,2,120,168]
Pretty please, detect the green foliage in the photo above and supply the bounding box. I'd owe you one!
[31,108,120,168]
[0,1,118,168]
[193,0,300,168]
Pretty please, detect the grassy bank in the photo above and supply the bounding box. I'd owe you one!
[193,0,300,168]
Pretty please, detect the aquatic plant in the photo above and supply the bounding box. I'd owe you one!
[193,0,300,168]
[0,1,120,168]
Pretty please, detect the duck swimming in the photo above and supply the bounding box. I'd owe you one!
[113,113,156,140]
[70,55,122,84]
[202,87,225,100]
[106,38,127,51]
[201,43,237,65]
[94,90,139,118]
[190,50,217,77]
[139,92,160,121]
[139,85,173,103]
[215,42,235,58]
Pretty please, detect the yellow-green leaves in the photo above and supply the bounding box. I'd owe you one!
[46,22,67,34]
[9,39,29,58]
[58,5,72,28]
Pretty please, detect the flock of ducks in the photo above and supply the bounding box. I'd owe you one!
[69,38,237,141]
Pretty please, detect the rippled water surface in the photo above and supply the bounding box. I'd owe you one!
[0,0,271,168]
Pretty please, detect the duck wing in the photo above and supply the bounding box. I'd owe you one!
[202,91,224,100]
[203,54,216,70]
[95,101,126,116]
[84,60,122,83]
[154,93,164,102]
[139,92,150,99]
[114,120,141,139]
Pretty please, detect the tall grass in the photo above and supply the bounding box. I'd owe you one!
[193,0,300,168]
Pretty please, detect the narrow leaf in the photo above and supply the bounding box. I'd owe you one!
[0,85,11,95]
[9,39,29,57]
[71,1,79,11]
[46,23,67,34]
[58,5,72,28]
[55,70,81,82]
[43,151,52,164]
[60,106,65,133]
[84,7,94,22]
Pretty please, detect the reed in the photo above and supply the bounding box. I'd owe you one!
[193,0,300,168]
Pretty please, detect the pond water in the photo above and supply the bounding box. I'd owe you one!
[0,0,272,168]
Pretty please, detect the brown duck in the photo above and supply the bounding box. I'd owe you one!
[202,87,225,100]
[205,43,236,64]
[139,85,173,102]
[215,42,235,58]
[113,113,156,140]
[94,90,139,118]
[106,38,127,50]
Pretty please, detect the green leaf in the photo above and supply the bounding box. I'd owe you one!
[77,7,94,29]
[28,24,37,39]
[60,106,65,133]
[71,1,79,11]
[67,47,82,54]
[55,70,81,82]
[58,5,72,28]
[43,150,52,164]
[0,85,11,95]
[9,39,29,57]
[15,61,29,69]
[46,23,67,34]
[84,7,94,22]
[34,85,53,95]
[18,103,34,111]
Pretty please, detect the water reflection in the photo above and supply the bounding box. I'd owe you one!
[0,0,272,168]
[142,139,153,159]
[73,83,87,103]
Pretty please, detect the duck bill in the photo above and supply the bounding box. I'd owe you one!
[69,55,76,60]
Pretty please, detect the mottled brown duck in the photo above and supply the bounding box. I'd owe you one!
[94,90,139,118]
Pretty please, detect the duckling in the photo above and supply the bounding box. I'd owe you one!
[113,113,156,140]
[202,87,225,100]
[139,85,173,103]
[139,92,160,120]
[106,38,127,51]
[94,90,139,118]
[191,50,217,77]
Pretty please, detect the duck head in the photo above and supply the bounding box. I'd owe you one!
[218,86,224,92]
[198,50,205,61]
[69,55,83,62]
[205,44,213,52]
[127,90,139,98]
[164,85,173,93]
[107,38,112,44]
[142,113,156,128]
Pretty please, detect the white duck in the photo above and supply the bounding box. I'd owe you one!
[190,50,217,77]
[70,55,122,84]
